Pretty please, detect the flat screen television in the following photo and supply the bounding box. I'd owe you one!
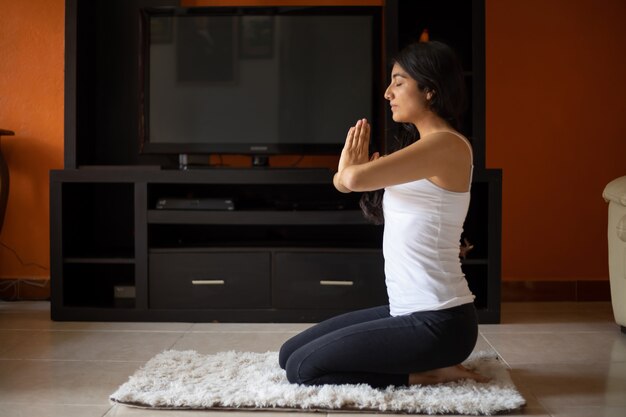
[139,6,383,167]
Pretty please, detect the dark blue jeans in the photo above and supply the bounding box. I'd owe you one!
[279,303,478,388]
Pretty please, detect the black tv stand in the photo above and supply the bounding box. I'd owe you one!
[50,167,501,323]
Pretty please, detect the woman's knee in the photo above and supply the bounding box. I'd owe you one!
[278,342,292,370]
[282,345,317,385]
[284,357,301,384]
[284,355,313,385]
[279,333,305,370]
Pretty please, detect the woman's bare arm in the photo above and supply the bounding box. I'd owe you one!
[334,120,471,193]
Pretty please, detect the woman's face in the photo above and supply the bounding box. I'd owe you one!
[384,63,428,124]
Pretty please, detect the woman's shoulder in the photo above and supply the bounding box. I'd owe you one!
[422,130,469,142]
[420,130,472,154]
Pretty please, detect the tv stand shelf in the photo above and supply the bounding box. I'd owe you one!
[147,210,367,225]
[51,167,501,323]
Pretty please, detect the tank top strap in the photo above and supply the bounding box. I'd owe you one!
[440,131,473,191]
[441,130,473,160]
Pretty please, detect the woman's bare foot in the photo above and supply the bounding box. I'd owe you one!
[408,364,490,386]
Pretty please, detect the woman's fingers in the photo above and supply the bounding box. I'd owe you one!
[343,119,371,162]
[353,119,369,144]
[354,120,363,146]
[345,126,355,148]
[361,120,370,146]
[356,119,369,152]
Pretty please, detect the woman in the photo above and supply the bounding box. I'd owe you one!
[278,41,488,388]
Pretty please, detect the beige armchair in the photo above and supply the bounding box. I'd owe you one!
[603,176,626,333]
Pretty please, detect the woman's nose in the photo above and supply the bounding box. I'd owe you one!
[384,86,392,100]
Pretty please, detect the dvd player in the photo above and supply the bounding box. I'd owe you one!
[156,198,234,211]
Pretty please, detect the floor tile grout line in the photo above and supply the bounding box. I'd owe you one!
[188,330,302,334]
[0,401,114,407]
[101,404,116,417]
[0,328,193,333]
[165,330,189,352]
[0,357,149,363]
[479,332,512,368]
[479,330,621,335]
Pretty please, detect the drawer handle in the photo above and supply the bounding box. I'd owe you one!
[191,280,225,285]
[320,280,354,286]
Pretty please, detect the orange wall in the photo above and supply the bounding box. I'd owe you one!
[486,0,626,281]
[0,0,64,279]
[2,0,625,284]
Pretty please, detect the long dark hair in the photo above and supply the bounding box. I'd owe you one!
[359,41,467,225]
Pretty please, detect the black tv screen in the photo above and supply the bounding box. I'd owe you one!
[140,7,382,158]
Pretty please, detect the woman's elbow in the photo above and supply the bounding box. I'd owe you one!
[341,167,365,192]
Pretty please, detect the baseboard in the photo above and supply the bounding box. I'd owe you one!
[501,280,611,302]
[0,278,50,301]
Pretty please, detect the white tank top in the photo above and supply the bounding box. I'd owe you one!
[382,132,475,316]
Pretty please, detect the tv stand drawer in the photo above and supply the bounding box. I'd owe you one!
[273,251,387,309]
[149,251,271,309]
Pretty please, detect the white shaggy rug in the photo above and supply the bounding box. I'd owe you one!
[110,350,525,415]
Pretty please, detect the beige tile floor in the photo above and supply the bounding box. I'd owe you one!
[0,301,625,417]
